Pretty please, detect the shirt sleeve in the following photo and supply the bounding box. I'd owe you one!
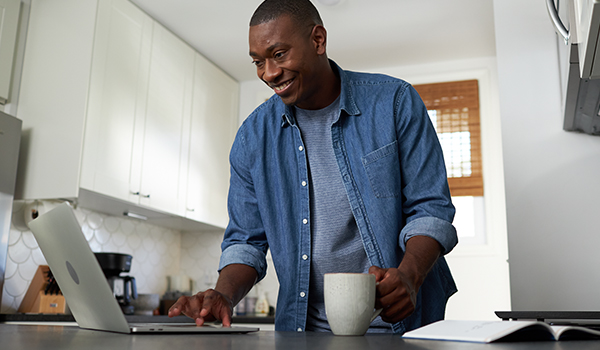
[218,123,269,281]
[395,84,458,254]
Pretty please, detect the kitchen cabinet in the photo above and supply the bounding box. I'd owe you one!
[81,2,195,217]
[185,53,239,228]
[79,0,153,205]
[16,0,237,230]
[135,23,194,215]
[0,0,20,105]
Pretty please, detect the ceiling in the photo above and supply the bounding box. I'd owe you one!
[130,0,497,82]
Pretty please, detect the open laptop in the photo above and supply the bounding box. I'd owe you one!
[28,202,259,334]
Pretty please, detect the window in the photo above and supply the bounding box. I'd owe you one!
[414,80,485,244]
[414,80,483,197]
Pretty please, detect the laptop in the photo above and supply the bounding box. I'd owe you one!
[496,311,600,331]
[28,202,259,334]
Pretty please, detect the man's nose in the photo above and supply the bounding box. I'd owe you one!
[262,59,281,83]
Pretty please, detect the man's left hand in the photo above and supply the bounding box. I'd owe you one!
[369,235,443,324]
[368,266,417,323]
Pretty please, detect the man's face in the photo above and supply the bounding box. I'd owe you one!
[249,15,324,109]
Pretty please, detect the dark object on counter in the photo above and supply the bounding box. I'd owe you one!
[94,252,132,275]
[94,253,137,315]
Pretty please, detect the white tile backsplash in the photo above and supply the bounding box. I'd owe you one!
[1,199,280,314]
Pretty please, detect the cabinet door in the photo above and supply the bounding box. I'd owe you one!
[80,0,152,203]
[185,53,239,228]
[136,23,194,215]
[0,0,20,104]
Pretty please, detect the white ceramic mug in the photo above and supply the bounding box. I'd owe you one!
[324,273,382,336]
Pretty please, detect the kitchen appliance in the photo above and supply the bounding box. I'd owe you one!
[94,252,137,315]
[547,0,600,135]
[0,111,22,306]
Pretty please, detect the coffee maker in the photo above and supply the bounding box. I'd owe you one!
[94,253,137,314]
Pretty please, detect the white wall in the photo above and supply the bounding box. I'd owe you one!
[494,0,600,310]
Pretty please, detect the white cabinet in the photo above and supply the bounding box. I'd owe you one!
[16,0,238,230]
[134,24,194,215]
[185,54,239,228]
[79,0,153,204]
[0,0,20,104]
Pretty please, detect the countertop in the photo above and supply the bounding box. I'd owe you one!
[2,323,600,350]
[0,313,274,325]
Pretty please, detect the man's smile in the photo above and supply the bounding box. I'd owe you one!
[272,78,294,93]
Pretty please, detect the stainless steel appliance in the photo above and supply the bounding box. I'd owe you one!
[94,252,138,314]
[547,0,600,135]
[0,111,22,306]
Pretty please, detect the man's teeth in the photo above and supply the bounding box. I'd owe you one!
[274,80,292,91]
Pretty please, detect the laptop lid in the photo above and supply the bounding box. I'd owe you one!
[29,203,259,334]
[29,203,131,333]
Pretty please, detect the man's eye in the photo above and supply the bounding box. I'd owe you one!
[274,51,285,59]
[252,60,264,67]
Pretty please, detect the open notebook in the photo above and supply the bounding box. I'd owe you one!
[28,202,259,334]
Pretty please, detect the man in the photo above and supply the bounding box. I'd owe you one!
[169,0,457,334]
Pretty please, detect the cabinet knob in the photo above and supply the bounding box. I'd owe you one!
[186,208,195,212]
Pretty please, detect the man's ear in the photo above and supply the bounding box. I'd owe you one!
[311,25,327,55]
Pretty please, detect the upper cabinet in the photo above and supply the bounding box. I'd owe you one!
[79,0,154,205]
[0,0,21,105]
[185,53,239,228]
[16,0,239,230]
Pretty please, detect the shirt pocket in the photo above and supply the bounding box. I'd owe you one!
[361,141,401,198]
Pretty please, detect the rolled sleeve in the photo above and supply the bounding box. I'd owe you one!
[218,243,268,282]
[399,216,458,255]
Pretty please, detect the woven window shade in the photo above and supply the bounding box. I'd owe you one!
[414,80,483,197]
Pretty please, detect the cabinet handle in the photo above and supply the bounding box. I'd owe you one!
[130,191,150,198]
[186,208,195,212]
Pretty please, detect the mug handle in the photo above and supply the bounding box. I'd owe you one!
[370,308,383,323]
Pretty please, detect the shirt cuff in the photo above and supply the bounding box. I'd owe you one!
[399,216,458,254]
[218,244,268,282]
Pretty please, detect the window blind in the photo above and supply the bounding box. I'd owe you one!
[414,79,483,196]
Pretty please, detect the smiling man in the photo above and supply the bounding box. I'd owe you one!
[169,0,458,334]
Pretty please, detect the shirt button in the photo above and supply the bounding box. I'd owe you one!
[298,146,304,151]
[297,328,303,332]
[303,218,308,224]
[300,292,306,298]
[301,181,307,187]
[302,254,308,260]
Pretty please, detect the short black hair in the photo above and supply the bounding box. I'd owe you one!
[250,0,323,28]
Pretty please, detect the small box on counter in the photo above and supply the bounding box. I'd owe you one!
[18,265,66,314]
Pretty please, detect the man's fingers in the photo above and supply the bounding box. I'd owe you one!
[167,289,233,327]
[168,295,189,317]
[368,265,386,282]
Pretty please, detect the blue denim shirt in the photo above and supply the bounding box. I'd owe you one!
[219,60,458,334]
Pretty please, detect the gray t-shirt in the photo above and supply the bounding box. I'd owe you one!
[295,97,390,333]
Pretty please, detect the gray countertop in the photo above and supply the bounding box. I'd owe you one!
[2,323,600,350]
[0,313,274,324]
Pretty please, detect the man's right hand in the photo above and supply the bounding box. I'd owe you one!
[168,289,234,327]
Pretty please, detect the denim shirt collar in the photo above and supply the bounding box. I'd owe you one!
[281,59,360,127]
